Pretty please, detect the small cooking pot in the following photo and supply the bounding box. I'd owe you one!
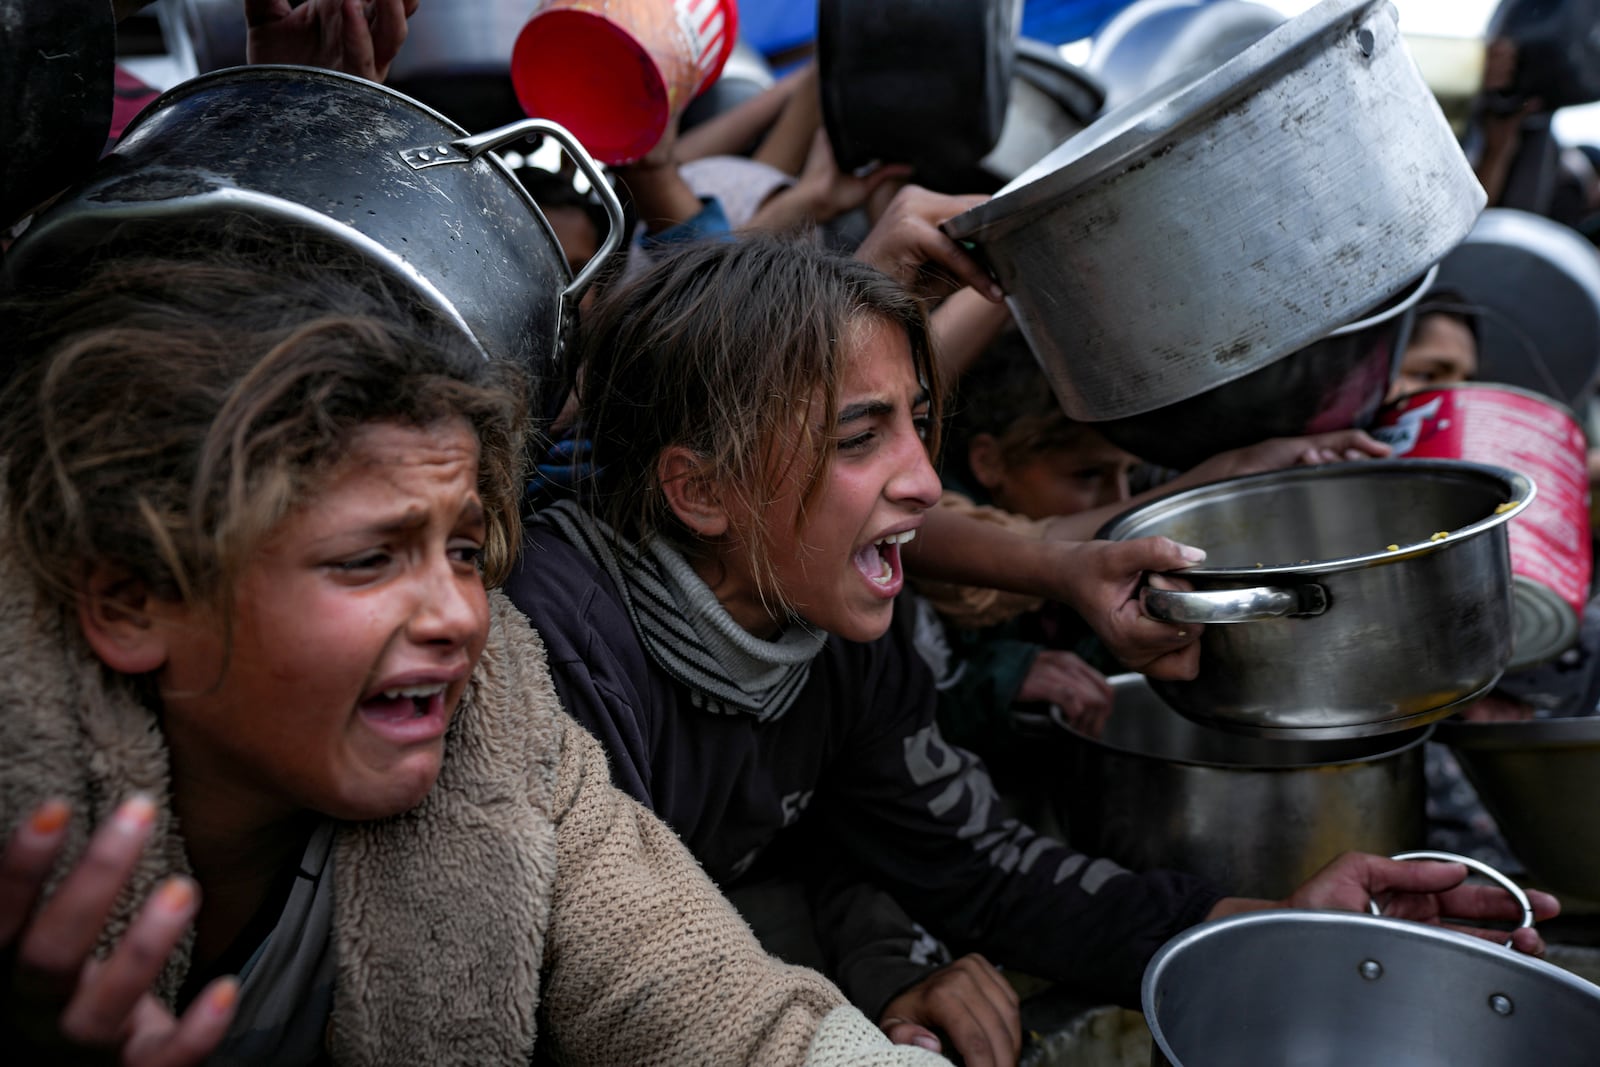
[1056,675,1426,900]
[1144,903,1599,1067]
[2,65,623,424]
[1098,460,1534,739]
[818,0,1019,179]
[943,0,1481,423]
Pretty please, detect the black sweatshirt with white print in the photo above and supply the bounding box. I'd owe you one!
[507,514,1223,1012]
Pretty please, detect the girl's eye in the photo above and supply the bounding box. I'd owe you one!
[913,414,932,441]
[331,552,390,574]
[450,542,486,570]
[839,431,874,452]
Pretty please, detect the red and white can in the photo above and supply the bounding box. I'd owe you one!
[512,0,738,165]
[1373,384,1593,669]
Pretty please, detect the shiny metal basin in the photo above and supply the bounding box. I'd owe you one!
[1145,911,1600,1067]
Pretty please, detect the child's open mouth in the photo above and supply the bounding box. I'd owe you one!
[853,529,916,591]
[358,684,450,743]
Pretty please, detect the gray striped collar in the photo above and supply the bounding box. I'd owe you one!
[542,499,826,721]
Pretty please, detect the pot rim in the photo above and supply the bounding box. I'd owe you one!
[1436,714,1600,748]
[1060,674,1434,768]
[1142,909,1600,1058]
[1097,458,1536,578]
[945,0,1383,240]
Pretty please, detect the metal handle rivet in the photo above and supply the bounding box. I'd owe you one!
[1355,28,1376,57]
[1489,994,1514,1016]
[1359,960,1383,981]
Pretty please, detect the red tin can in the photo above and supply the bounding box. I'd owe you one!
[1373,383,1592,668]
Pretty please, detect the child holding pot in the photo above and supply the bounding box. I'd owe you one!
[505,235,1556,1067]
[0,235,953,1066]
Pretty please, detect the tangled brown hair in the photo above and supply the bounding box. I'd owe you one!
[575,234,941,611]
[0,238,528,623]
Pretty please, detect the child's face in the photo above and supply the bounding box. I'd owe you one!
[1387,312,1477,402]
[977,430,1139,521]
[150,419,491,824]
[718,319,942,642]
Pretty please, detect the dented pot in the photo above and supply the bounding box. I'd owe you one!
[2,65,622,424]
[943,0,1483,423]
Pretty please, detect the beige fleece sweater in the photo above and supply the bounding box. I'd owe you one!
[0,544,946,1066]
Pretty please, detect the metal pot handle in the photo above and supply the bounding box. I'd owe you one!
[1367,849,1535,947]
[401,119,626,306]
[1141,583,1328,624]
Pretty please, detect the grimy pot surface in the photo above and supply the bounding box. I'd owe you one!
[1098,460,1533,739]
[944,0,1482,422]
[1057,675,1426,899]
[2,65,612,422]
[1144,911,1600,1067]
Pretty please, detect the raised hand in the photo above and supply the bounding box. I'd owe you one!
[245,0,419,83]
[2,796,236,1064]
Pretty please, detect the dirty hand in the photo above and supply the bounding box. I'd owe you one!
[792,131,914,224]
[1020,651,1114,738]
[246,0,418,83]
[1,796,236,1063]
[855,185,1003,302]
[1284,852,1560,957]
[1053,537,1207,680]
[880,954,1022,1067]
[1185,429,1392,483]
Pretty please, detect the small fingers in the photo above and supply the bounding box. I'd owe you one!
[0,800,71,946]
[58,877,200,1045]
[880,1018,941,1053]
[125,978,239,1067]
[367,0,412,79]
[18,795,157,1001]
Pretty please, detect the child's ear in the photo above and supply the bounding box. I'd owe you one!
[658,446,730,538]
[77,566,171,674]
[967,433,1006,491]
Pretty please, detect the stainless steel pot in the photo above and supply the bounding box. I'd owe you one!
[1086,0,1286,110]
[1097,460,1534,739]
[1093,266,1430,471]
[1437,715,1600,901]
[1,65,622,425]
[1055,675,1426,899]
[943,0,1482,423]
[1143,909,1600,1067]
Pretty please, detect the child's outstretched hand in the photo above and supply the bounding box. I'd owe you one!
[1054,537,1207,681]
[2,796,236,1064]
[246,0,418,83]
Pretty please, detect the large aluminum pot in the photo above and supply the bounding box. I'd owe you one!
[1,65,623,424]
[1098,460,1534,739]
[1056,675,1426,900]
[1093,266,1430,470]
[943,0,1483,423]
[1438,715,1600,901]
[1143,909,1600,1067]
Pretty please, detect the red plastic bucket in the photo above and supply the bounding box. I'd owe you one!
[1373,383,1592,668]
[511,0,738,165]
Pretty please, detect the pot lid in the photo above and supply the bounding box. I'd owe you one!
[945,0,1382,241]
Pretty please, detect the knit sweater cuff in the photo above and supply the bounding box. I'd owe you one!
[803,1005,949,1066]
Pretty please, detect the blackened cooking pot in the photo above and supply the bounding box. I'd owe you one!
[1,65,623,424]
[1098,459,1534,739]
